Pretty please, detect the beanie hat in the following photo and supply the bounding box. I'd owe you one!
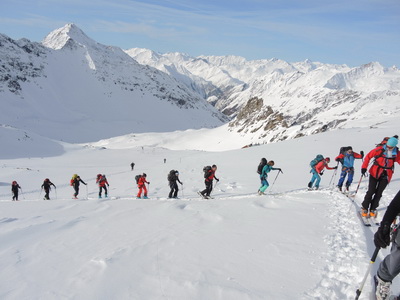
[387,137,398,147]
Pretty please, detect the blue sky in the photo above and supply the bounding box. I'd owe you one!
[1,0,399,67]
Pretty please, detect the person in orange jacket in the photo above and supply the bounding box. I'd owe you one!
[361,136,400,218]
[137,173,150,199]
[308,157,337,190]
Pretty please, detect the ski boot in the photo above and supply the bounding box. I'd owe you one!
[375,275,391,300]
[361,208,368,218]
[143,196,149,199]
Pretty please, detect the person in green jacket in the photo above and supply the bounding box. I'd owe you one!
[258,160,281,195]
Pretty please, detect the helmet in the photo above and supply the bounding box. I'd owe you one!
[12,181,17,185]
[325,157,330,162]
[97,174,101,178]
[142,173,147,177]
[102,174,106,177]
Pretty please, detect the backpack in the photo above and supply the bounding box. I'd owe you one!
[167,170,176,182]
[203,166,212,178]
[257,158,268,174]
[135,175,141,184]
[338,146,352,164]
[310,154,324,168]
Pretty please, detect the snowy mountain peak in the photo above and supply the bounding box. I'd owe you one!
[42,23,97,50]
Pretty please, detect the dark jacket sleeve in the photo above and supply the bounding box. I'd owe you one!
[381,190,400,224]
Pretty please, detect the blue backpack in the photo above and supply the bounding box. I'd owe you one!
[310,155,324,168]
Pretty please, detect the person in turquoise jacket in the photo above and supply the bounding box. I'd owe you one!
[258,160,281,195]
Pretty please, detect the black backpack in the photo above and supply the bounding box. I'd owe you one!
[338,146,352,164]
[203,166,212,178]
[135,175,141,184]
[257,158,267,174]
[168,170,176,182]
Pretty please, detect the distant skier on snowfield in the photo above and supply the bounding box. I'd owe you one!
[308,156,337,190]
[335,147,363,192]
[361,136,400,219]
[96,174,109,198]
[11,181,21,201]
[167,170,182,199]
[136,173,150,199]
[41,178,56,200]
[199,165,219,199]
[372,189,400,300]
[258,160,281,195]
[70,174,87,199]
[130,162,135,171]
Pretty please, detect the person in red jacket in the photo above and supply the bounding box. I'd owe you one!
[308,157,337,190]
[199,165,219,198]
[361,136,400,218]
[96,174,109,198]
[137,173,150,199]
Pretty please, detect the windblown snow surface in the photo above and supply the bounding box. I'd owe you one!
[1,123,400,299]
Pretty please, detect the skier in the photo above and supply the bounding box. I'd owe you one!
[96,174,109,198]
[71,174,87,199]
[11,181,21,201]
[137,173,150,199]
[335,147,364,192]
[199,165,219,199]
[372,189,400,300]
[168,170,183,199]
[258,160,281,195]
[361,136,400,218]
[308,157,337,190]
[41,178,56,200]
[130,162,135,171]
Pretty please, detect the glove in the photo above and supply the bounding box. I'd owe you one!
[374,222,391,248]
[361,168,367,176]
[107,184,110,187]
[216,178,219,182]
[360,150,364,158]
[148,182,150,184]
[319,172,324,176]
[334,166,338,169]
[335,158,340,162]
[278,168,282,172]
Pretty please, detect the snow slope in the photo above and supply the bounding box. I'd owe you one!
[0,24,226,143]
[1,123,400,299]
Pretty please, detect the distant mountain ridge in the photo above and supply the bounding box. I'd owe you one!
[126,48,400,143]
[0,24,227,143]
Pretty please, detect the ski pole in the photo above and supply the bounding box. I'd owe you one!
[329,162,339,187]
[269,170,282,193]
[354,175,364,197]
[355,247,380,300]
[86,184,89,199]
[181,183,184,198]
[20,188,25,200]
[55,187,58,200]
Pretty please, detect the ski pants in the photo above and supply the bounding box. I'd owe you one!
[378,218,400,282]
[12,191,18,201]
[73,186,80,197]
[201,180,213,197]
[99,186,108,197]
[169,182,179,198]
[137,184,147,198]
[44,188,50,200]
[361,173,388,211]
[337,167,354,187]
[310,169,321,188]
[259,177,269,193]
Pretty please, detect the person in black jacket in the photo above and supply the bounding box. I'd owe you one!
[71,175,87,199]
[167,170,182,198]
[41,178,56,200]
[11,181,21,201]
[373,190,400,299]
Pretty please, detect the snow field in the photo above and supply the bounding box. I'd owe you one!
[1,124,400,299]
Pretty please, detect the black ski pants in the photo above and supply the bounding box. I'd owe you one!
[169,182,179,198]
[44,188,50,200]
[12,191,18,201]
[362,173,389,211]
[74,186,80,197]
[201,180,213,197]
[99,186,108,197]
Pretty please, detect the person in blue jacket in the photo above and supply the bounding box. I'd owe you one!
[258,160,281,195]
[335,147,363,192]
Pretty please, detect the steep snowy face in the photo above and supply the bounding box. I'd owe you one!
[127,49,400,145]
[0,25,227,143]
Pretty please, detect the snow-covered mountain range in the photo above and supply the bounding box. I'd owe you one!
[0,24,226,143]
[127,49,400,144]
